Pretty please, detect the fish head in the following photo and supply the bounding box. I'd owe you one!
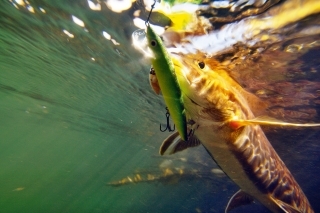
[171,54,254,127]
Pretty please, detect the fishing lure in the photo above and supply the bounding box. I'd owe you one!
[145,3,188,141]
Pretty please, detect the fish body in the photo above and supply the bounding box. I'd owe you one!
[162,54,314,213]
[146,25,188,141]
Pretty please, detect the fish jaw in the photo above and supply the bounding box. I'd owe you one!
[172,54,313,212]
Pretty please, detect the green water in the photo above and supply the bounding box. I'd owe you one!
[0,1,166,212]
[0,1,319,213]
[1,1,230,212]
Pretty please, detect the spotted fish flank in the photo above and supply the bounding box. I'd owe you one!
[229,125,312,213]
[160,54,314,213]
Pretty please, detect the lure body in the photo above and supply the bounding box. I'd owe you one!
[146,25,187,141]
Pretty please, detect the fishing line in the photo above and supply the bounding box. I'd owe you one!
[145,0,158,26]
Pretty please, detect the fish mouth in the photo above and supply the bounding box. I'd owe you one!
[171,52,194,64]
[185,94,201,107]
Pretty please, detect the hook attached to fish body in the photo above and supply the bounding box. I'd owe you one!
[160,107,175,132]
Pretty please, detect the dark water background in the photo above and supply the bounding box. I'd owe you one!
[0,0,319,212]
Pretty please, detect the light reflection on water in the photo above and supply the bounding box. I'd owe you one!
[0,0,319,213]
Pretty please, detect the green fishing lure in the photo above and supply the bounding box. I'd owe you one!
[146,24,188,141]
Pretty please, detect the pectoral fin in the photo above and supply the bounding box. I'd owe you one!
[225,190,254,213]
[159,131,200,155]
[229,115,320,130]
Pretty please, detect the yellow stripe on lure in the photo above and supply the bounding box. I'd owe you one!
[146,24,188,141]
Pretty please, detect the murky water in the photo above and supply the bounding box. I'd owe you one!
[0,0,319,213]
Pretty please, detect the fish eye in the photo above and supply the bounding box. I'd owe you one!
[150,40,157,47]
[198,62,205,69]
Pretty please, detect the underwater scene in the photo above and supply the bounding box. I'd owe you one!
[0,0,320,212]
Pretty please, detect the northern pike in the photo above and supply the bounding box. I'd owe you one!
[158,54,315,213]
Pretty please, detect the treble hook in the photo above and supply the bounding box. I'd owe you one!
[145,0,157,26]
[160,107,175,132]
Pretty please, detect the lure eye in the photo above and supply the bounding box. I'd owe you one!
[150,40,157,47]
[198,62,205,69]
